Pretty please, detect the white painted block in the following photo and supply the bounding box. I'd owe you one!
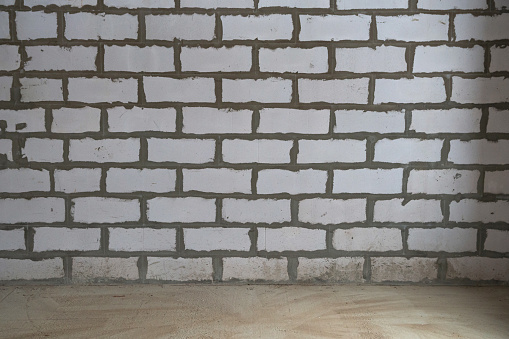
[105,0,175,8]
[408,228,477,252]
[0,12,9,39]
[183,169,251,194]
[72,197,140,224]
[490,46,509,72]
[20,78,63,102]
[259,47,329,73]
[487,109,509,133]
[25,0,96,6]
[411,109,482,134]
[181,0,253,8]
[407,170,479,194]
[0,45,20,71]
[485,171,509,194]
[377,14,449,41]
[258,227,326,252]
[52,107,101,133]
[485,230,509,253]
[371,257,438,282]
[257,169,327,194]
[300,15,371,41]
[25,46,97,71]
[72,257,139,282]
[0,139,12,161]
[69,138,140,163]
[448,140,509,164]
[414,46,484,73]
[223,78,292,103]
[184,228,251,251]
[449,200,509,223]
[0,198,65,224]
[181,46,252,72]
[54,168,101,193]
[336,47,407,73]
[455,14,509,41]
[104,46,174,72]
[333,169,403,194]
[0,229,25,251]
[374,199,443,223]
[0,109,46,133]
[147,257,213,281]
[299,78,369,104]
[109,228,176,251]
[222,139,291,164]
[297,257,364,282]
[106,168,176,193]
[183,107,252,134]
[335,110,405,134]
[222,15,292,40]
[0,76,11,101]
[108,107,176,133]
[68,77,138,103]
[147,197,216,223]
[447,257,509,281]
[147,138,215,163]
[375,77,446,104]
[374,138,443,163]
[146,14,215,40]
[0,169,50,193]
[258,108,329,134]
[222,257,288,281]
[417,0,487,9]
[34,227,101,251]
[260,0,329,8]
[22,138,64,162]
[299,198,366,224]
[451,77,509,104]
[298,139,366,163]
[144,77,215,103]
[338,0,408,9]
[333,228,402,251]
[65,13,138,40]
[222,199,290,223]
[0,258,63,280]
[16,11,57,40]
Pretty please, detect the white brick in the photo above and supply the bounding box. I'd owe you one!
[259,47,328,73]
[455,14,509,41]
[377,14,448,42]
[65,13,137,40]
[333,169,403,194]
[333,228,402,251]
[408,228,477,252]
[417,0,487,9]
[260,0,329,8]
[108,107,176,133]
[109,228,176,252]
[33,228,100,252]
[0,139,12,161]
[490,46,509,72]
[0,169,50,193]
[16,11,57,40]
[258,227,326,251]
[447,257,509,281]
[0,76,10,101]
[335,110,405,134]
[336,47,406,73]
[106,168,176,193]
[485,230,509,253]
[222,15,292,41]
[222,199,290,223]
[0,109,46,133]
[407,170,479,194]
[105,0,174,8]
[144,77,215,103]
[374,199,442,223]
[258,108,329,134]
[495,0,509,9]
[451,77,509,104]
[147,138,215,163]
[146,14,215,40]
[375,77,446,104]
[25,46,96,71]
[20,78,63,102]
[181,46,251,72]
[0,229,25,251]
[68,78,137,103]
[0,198,65,224]
[0,0,15,4]
[181,0,253,8]
[0,45,20,71]
[222,139,291,164]
[147,197,216,223]
[299,198,366,224]
[337,0,408,9]
[300,15,371,41]
[0,258,63,280]
[299,78,369,104]
[183,169,251,194]
[72,197,140,224]
[72,257,139,282]
[69,138,140,163]
[22,138,63,162]
[184,228,251,251]
[183,107,252,134]
[223,78,292,103]
[0,12,9,39]
[104,46,174,72]
[52,107,101,133]
[448,140,509,164]
[297,257,364,282]
[371,257,437,282]
[485,171,509,194]
[257,169,327,194]
[54,168,101,193]
[147,257,213,281]
[413,46,484,73]
[374,138,442,163]
[411,109,482,134]
[298,139,366,163]
[222,257,288,281]
[449,200,509,223]
[24,0,96,6]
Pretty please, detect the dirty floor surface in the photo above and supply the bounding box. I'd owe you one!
[0,285,508,339]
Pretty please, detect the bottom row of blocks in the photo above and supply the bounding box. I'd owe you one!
[1,256,508,283]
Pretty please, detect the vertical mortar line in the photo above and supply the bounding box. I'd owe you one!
[329,108,336,135]
[488,0,495,11]
[174,41,182,73]
[404,109,412,134]
[63,256,72,284]
[57,9,64,44]
[252,109,260,133]
[97,43,105,74]
[441,198,450,226]
[366,136,375,164]
[138,77,146,105]
[140,195,147,226]
[292,12,300,43]
[212,257,223,282]
[215,137,222,165]
[289,139,298,164]
[326,169,333,195]
[62,138,69,163]
[484,43,491,74]
[401,226,408,255]
[369,14,377,42]
[248,226,257,255]
[363,256,371,282]
[254,0,259,11]
[477,170,485,196]
[409,0,418,11]
[62,76,69,103]
[366,196,375,224]
[49,167,55,193]
[291,198,299,225]
[406,44,415,74]
[215,12,222,43]
[100,167,107,193]
[328,44,335,75]
[26,226,35,253]
[137,256,148,282]
[330,0,335,11]
[478,227,488,255]
[100,107,108,137]
[448,13,456,42]
[175,106,183,134]
[215,78,222,105]
[287,257,298,282]
[443,75,452,102]
[292,75,299,105]
[174,0,181,9]
[437,257,447,282]
[402,166,410,195]
[325,225,333,254]
[138,11,146,43]
[176,226,185,254]
[251,168,258,195]
[367,75,375,105]
[10,7,16,42]
[251,44,259,74]
[140,137,148,163]
[65,196,72,226]
[441,138,451,164]
[45,107,52,134]
[101,226,109,254]
[176,167,183,194]
[216,198,222,224]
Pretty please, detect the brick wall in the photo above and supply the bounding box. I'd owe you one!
[0,0,508,284]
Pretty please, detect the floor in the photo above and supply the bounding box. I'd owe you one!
[0,285,507,339]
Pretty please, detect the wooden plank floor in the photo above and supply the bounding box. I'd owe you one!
[0,285,508,338]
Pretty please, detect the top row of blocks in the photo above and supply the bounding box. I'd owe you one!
[0,0,508,10]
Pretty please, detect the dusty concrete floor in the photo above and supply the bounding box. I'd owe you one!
[0,285,507,339]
